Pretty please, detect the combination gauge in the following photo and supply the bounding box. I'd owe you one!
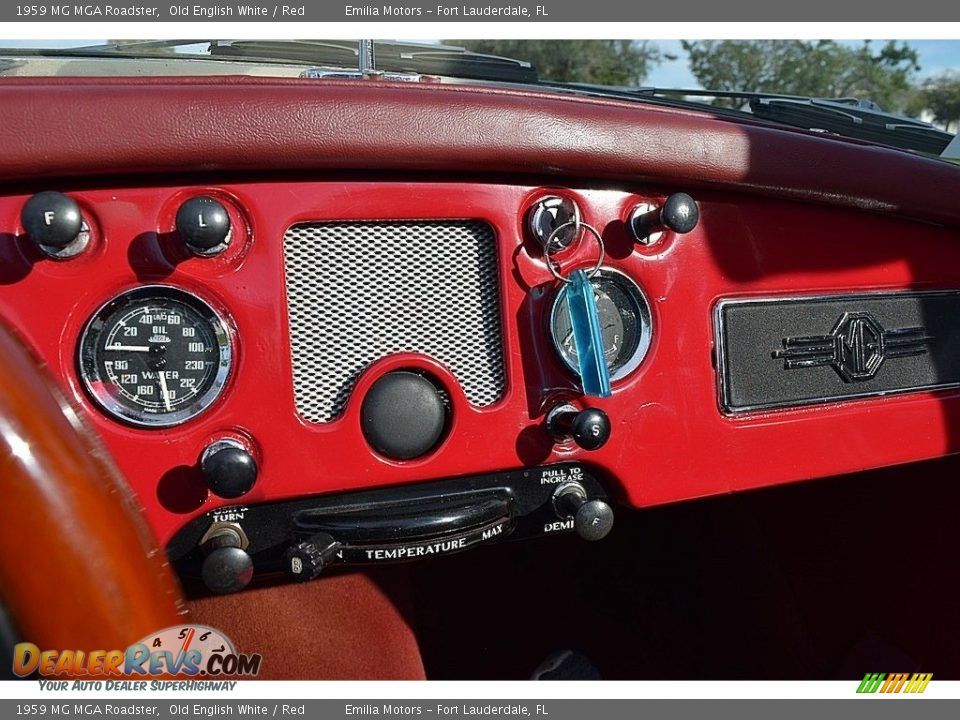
[78,286,233,427]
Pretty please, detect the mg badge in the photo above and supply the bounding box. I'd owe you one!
[773,312,932,383]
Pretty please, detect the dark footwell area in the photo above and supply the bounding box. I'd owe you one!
[410,455,960,679]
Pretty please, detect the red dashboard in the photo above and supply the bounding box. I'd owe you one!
[3,179,960,550]
[2,77,960,573]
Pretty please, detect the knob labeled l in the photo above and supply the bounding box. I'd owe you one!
[176,196,232,256]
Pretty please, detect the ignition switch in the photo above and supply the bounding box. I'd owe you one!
[528,195,581,251]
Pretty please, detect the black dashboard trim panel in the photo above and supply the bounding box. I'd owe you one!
[716,290,960,413]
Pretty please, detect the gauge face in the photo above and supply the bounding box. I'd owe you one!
[549,270,653,382]
[78,286,233,427]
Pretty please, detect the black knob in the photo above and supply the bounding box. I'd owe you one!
[176,196,231,255]
[629,192,699,243]
[199,525,253,594]
[201,441,258,499]
[547,405,611,451]
[201,546,254,595]
[21,191,83,251]
[361,371,448,460]
[285,533,339,583]
[554,483,614,542]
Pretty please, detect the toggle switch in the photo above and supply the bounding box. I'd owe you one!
[285,533,340,583]
[629,192,699,245]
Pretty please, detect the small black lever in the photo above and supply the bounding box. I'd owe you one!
[285,532,340,583]
[629,192,699,244]
[547,404,611,451]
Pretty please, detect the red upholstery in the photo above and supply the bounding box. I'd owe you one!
[186,571,425,680]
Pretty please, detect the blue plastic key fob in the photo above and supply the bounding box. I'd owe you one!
[566,269,612,398]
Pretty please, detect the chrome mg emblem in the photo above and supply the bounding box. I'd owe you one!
[773,311,932,383]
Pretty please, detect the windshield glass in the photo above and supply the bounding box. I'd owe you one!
[2,39,957,158]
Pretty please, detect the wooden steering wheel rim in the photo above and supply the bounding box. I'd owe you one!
[0,323,185,652]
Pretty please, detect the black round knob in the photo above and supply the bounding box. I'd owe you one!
[285,533,338,583]
[569,407,611,451]
[553,483,615,542]
[361,371,448,460]
[573,499,615,541]
[629,192,699,243]
[176,196,231,255]
[548,405,611,451]
[201,442,258,499]
[21,191,83,250]
[201,546,253,595]
[660,193,700,234]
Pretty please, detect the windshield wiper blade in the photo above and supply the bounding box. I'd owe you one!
[631,87,879,105]
[209,40,537,83]
[0,39,538,84]
[747,96,952,154]
[0,39,213,58]
[612,86,954,155]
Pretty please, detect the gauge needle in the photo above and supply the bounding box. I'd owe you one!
[157,370,172,411]
[106,344,151,352]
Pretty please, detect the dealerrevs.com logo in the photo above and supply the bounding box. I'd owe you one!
[13,625,262,681]
[857,673,933,694]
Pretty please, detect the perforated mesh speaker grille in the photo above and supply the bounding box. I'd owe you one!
[283,220,506,423]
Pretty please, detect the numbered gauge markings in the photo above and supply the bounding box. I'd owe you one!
[77,286,233,427]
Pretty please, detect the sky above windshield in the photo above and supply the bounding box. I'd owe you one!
[651,39,958,87]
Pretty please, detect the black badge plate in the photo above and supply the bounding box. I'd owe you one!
[715,291,960,413]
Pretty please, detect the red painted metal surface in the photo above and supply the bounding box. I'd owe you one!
[3,180,960,547]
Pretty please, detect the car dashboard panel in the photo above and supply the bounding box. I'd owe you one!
[2,78,960,595]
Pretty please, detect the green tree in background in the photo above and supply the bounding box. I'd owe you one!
[681,40,919,112]
[917,72,960,132]
[447,40,662,86]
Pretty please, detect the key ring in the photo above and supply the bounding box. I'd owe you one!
[544,220,605,284]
